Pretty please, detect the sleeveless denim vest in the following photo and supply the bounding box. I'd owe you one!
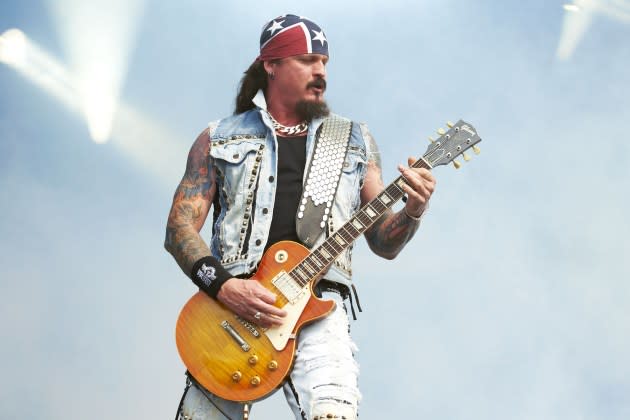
[207,91,370,286]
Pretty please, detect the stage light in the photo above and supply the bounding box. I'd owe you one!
[1,28,186,182]
[0,28,27,66]
[557,1,630,60]
[79,73,118,144]
[44,0,147,143]
[0,28,80,111]
[563,4,581,12]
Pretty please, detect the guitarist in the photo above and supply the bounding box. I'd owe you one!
[165,14,436,420]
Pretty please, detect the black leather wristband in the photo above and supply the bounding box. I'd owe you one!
[190,256,232,298]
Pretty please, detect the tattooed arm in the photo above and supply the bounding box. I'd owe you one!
[165,129,286,327]
[362,133,436,260]
[164,129,215,273]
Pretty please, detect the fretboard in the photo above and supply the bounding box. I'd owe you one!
[288,157,432,286]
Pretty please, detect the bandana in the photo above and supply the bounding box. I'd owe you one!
[257,14,329,61]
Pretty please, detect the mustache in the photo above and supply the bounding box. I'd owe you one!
[307,78,327,90]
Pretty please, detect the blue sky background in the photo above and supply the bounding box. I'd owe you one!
[1,1,629,419]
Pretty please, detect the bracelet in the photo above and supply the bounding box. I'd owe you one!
[190,256,233,298]
[403,206,423,221]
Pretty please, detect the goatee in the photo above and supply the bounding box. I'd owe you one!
[296,100,330,122]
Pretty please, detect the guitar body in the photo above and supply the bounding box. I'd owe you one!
[176,241,336,402]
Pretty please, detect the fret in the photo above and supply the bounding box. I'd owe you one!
[295,266,308,281]
[322,241,338,257]
[370,199,386,214]
[327,237,343,253]
[413,157,431,170]
[303,259,317,275]
[311,252,326,267]
[300,258,317,278]
[333,234,346,247]
[344,222,360,238]
[357,212,372,226]
[379,191,393,205]
[291,269,307,287]
[351,218,365,231]
[319,247,332,261]
[386,183,404,198]
[364,205,377,219]
[338,227,354,242]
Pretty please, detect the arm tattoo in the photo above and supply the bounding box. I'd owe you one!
[364,209,420,259]
[164,130,217,274]
[362,131,421,259]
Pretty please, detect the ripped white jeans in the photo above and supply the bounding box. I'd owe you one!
[179,291,361,420]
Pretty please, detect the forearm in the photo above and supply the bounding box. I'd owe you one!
[364,208,421,259]
[164,209,212,275]
[164,129,215,275]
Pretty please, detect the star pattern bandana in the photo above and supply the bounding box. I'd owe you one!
[257,14,328,61]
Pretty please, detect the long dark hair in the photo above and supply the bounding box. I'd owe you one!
[234,60,268,114]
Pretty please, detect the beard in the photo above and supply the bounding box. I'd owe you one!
[296,99,330,122]
[295,77,330,121]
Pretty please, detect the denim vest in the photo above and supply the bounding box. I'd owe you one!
[207,91,371,286]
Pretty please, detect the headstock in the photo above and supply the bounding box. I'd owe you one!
[422,120,481,169]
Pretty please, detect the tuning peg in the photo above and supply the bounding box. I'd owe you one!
[437,128,446,135]
[446,121,454,128]
[428,136,435,143]
[463,152,471,162]
[452,160,461,169]
[473,145,481,155]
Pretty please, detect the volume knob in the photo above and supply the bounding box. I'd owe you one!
[267,360,278,371]
[231,371,242,382]
[248,355,259,366]
[250,376,261,386]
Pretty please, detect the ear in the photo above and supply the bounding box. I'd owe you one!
[263,60,275,75]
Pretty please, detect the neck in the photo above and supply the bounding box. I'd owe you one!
[264,91,303,126]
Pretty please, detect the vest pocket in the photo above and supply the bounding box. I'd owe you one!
[210,141,264,202]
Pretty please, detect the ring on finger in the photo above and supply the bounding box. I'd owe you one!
[254,311,262,320]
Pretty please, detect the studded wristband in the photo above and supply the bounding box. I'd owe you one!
[190,256,233,298]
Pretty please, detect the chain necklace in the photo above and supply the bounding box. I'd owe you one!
[266,112,308,136]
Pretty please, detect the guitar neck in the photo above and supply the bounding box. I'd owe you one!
[288,157,432,287]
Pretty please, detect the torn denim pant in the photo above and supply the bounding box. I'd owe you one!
[178,290,361,420]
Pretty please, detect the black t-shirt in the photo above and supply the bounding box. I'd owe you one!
[264,135,307,251]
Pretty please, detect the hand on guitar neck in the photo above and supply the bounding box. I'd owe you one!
[217,278,287,328]
[398,157,435,218]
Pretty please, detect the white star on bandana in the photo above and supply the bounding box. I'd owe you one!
[311,29,327,46]
[267,19,285,36]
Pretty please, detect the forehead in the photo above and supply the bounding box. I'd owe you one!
[285,53,329,63]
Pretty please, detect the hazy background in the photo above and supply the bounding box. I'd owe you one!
[1,1,629,419]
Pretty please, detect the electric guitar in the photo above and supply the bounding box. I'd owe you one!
[176,120,482,402]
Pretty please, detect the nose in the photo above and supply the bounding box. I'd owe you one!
[314,59,326,79]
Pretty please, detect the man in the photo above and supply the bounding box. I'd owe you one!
[165,14,435,420]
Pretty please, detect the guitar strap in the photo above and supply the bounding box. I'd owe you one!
[296,115,353,248]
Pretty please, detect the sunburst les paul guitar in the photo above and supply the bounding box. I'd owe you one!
[176,120,482,402]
